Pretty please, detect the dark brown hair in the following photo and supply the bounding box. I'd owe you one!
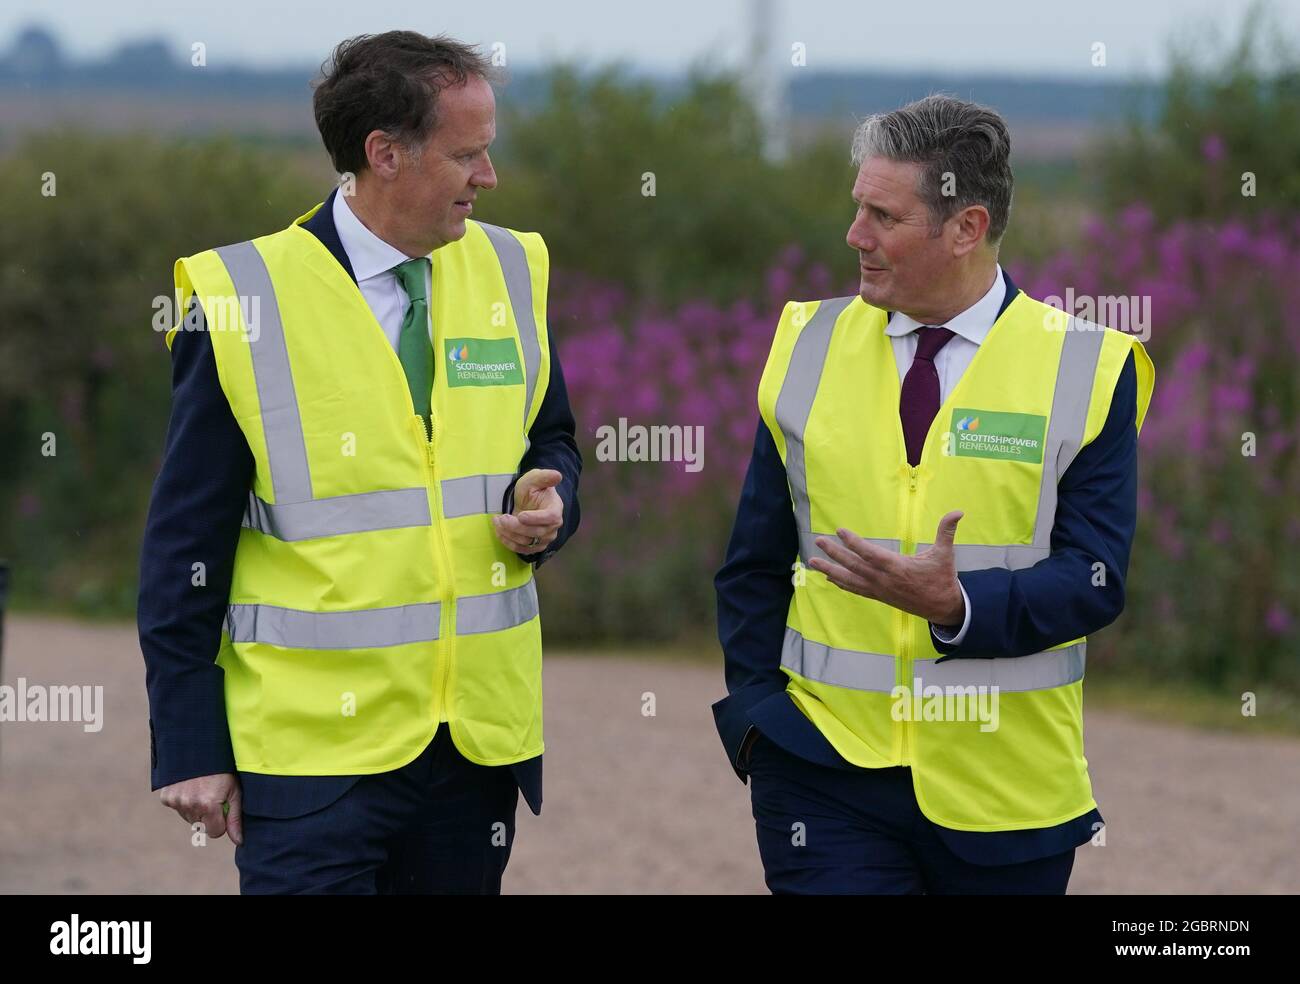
[311,31,494,175]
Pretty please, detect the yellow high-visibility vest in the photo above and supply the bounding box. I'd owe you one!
[757,290,1154,831]
[166,201,551,774]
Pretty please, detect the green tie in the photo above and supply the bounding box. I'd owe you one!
[393,257,433,437]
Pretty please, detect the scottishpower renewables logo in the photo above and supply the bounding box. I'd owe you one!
[949,408,1047,463]
[445,337,524,388]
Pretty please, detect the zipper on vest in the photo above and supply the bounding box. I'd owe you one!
[423,253,457,728]
[424,411,456,725]
[899,464,920,767]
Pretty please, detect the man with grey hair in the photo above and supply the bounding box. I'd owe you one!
[714,94,1153,893]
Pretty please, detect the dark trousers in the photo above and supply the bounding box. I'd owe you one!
[235,726,519,894]
[747,733,1075,894]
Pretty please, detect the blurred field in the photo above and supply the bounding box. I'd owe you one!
[1,614,1297,895]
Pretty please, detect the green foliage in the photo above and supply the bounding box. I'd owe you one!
[482,66,1098,301]
[0,130,314,611]
[1096,2,1300,221]
[481,65,860,303]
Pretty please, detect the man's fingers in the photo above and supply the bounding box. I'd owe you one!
[493,516,554,551]
[934,510,964,548]
[225,790,244,847]
[513,508,562,529]
[835,528,898,564]
[204,803,229,840]
[494,525,534,549]
[159,774,242,842]
[499,512,560,536]
[809,557,876,598]
[517,468,563,499]
[515,483,562,517]
[816,536,881,581]
[499,532,554,554]
[495,514,527,537]
[528,468,563,489]
[179,800,227,838]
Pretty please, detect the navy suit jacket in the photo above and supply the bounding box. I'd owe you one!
[138,188,581,817]
[713,269,1139,865]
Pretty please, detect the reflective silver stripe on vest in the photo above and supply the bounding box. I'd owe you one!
[774,297,855,558]
[242,487,431,542]
[225,580,541,648]
[912,642,1086,692]
[456,579,539,635]
[783,627,1086,692]
[1030,318,1106,551]
[800,530,900,565]
[782,627,896,692]
[226,601,441,649]
[214,241,313,505]
[441,473,516,519]
[912,543,1051,572]
[478,223,543,435]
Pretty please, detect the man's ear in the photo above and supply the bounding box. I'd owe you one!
[951,205,991,257]
[364,130,403,181]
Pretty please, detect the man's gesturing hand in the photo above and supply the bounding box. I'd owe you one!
[493,468,564,555]
[159,772,243,846]
[808,511,966,628]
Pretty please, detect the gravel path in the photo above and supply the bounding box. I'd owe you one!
[2,615,1296,894]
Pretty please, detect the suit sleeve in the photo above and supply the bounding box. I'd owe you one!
[137,297,252,788]
[934,350,1139,659]
[712,418,799,765]
[502,331,582,568]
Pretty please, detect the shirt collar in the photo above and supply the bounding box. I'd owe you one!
[883,264,1006,346]
[331,190,426,283]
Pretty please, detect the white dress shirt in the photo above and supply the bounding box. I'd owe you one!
[884,264,1006,647]
[331,190,433,349]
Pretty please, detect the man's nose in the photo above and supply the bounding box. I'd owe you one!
[473,153,498,190]
[847,217,876,254]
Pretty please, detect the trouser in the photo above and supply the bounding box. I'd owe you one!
[235,726,519,894]
[746,732,1075,894]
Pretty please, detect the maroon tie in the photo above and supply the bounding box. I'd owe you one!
[899,325,956,466]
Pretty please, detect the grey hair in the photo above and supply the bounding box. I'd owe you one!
[850,94,1014,246]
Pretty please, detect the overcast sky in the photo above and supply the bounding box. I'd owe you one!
[3,0,1294,77]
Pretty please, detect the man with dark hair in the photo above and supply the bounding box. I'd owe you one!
[714,95,1154,893]
[139,31,581,894]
